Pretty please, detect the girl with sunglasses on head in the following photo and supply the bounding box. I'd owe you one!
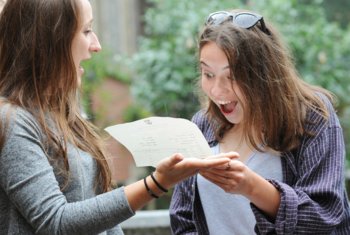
[0,0,237,234]
[170,9,350,235]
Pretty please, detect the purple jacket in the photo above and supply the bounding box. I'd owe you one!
[170,99,350,234]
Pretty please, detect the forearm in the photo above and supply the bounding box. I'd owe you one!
[124,174,167,211]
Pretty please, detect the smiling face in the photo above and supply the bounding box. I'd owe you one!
[71,0,101,85]
[200,41,245,125]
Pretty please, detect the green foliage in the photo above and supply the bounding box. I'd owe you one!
[130,0,244,118]
[130,0,350,168]
[322,0,350,29]
[122,104,153,122]
[258,0,350,167]
[81,49,131,117]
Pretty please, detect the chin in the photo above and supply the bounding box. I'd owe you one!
[224,114,242,124]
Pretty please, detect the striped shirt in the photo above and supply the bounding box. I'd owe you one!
[170,98,350,234]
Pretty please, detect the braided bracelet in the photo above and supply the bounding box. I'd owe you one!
[150,172,168,193]
[143,177,159,199]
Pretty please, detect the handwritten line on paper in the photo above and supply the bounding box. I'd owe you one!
[104,117,212,167]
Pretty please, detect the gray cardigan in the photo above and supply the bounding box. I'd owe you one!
[0,104,135,235]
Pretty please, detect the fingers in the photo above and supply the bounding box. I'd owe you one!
[155,152,239,183]
[206,151,240,160]
[201,166,235,180]
[193,151,239,169]
[225,161,231,170]
[222,151,240,159]
[200,160,245,181]
[158,151,239,171]
[168,153,184,164]
[207,158,245,171]
[200,171,226,183]
[213,160,232,170]
[179,157,230,170]
[157,153,184,169]
[200,171,234,192]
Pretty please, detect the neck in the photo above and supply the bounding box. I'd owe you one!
[219,125,256,162]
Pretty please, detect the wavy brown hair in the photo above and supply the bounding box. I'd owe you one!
[0,0,111,192]
[198,9,333,152]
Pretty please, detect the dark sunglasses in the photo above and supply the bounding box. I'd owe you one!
[206,11,270,35]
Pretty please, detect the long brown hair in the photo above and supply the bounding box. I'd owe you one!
[198,9,333,152]
[0,0,111,192]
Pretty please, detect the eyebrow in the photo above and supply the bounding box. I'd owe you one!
[86,19,94,25]
[200,61,230,71]
[82,18,94,26]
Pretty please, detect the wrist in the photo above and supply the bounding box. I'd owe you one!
[153,170,172,190]
[143,172,170,199]
[144,175,163,199]
[150,172,169,193]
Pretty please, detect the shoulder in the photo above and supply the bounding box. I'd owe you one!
[0,102,42,140]
[191,110,208,126]
[306,93,341,133]
[1,103,36,123]
[295,93,344,156]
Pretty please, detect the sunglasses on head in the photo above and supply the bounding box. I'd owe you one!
[206,11,270,35]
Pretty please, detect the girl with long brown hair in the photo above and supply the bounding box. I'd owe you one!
[0,0,234,234]
[170,9,350,234]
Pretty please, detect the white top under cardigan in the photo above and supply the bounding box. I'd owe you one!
[197,144,282,235]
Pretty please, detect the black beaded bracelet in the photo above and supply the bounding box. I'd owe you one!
[150,172,168,193]
[143,177,159,199]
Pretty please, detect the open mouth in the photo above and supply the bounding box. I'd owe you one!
[219,101,237,114]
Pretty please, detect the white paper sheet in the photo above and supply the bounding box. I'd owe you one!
[104,117,212,167]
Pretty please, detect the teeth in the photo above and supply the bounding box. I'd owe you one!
[217,100,232,105]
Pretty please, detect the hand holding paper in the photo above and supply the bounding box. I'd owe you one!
[104,117,212,167]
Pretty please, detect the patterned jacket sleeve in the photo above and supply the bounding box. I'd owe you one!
[169,110,213,235]
[169,176,198,235]
[252,98,350,234]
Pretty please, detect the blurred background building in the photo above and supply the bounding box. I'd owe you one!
[90,0,147,57]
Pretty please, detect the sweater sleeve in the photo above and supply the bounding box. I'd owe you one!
[0,107,134,235]
[252,103,349,234]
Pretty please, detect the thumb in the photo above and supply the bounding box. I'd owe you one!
[222,151,240,159]
[206,151,240,160]
[156,153,184,169]
[168,153,184,165]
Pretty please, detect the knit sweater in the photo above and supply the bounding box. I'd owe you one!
[0,104,134,235]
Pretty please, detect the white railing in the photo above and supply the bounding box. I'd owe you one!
[121,209,170,229]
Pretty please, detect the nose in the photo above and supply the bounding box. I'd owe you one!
[90,32,102,53]
[211,77,231,97]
